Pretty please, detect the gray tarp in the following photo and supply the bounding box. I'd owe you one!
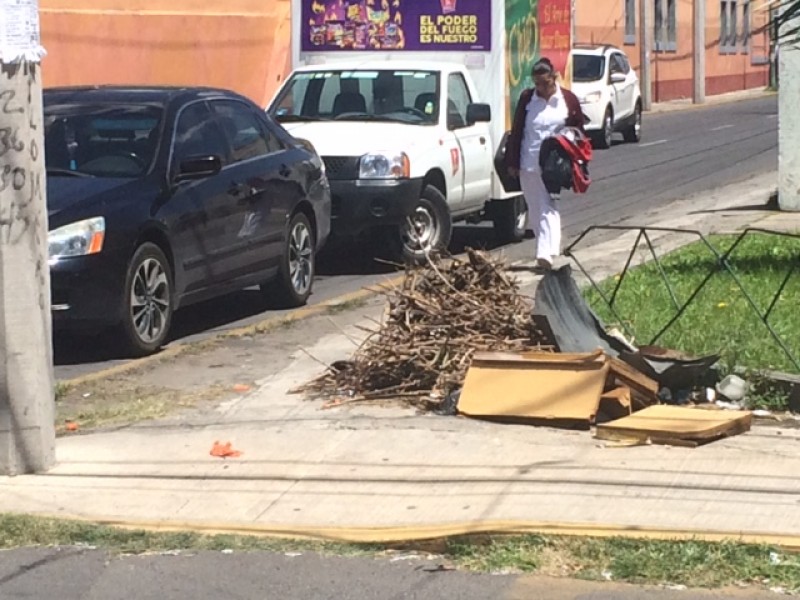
[533,265,625,356]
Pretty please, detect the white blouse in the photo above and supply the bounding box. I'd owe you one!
[520,85,569,172]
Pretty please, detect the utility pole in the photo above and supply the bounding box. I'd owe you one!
[693,0,706,103]
[0,0,56,474]
[779,3,800,211]
[639,0,653,110]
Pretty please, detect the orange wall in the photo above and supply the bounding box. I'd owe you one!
[39,0,291,107]
[574,0,769,101]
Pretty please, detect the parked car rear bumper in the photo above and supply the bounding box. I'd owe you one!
[329,177,424,237]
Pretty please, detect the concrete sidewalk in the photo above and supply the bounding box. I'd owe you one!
[3,171,800,546]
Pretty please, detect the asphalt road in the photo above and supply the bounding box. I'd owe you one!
[54,95,778,381]
[0,547,780,600]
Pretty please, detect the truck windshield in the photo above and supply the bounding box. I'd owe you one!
[572,55,606,82]
[270,70,440,126]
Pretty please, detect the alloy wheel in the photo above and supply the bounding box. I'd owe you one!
[604,112,613,148]
[288,220,313,296]
[130,257,170,344]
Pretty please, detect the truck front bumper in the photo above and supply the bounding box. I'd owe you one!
[329,178,424,238]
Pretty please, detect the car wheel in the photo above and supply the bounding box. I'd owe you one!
[120,242,173,357]
[493,195,528,244]
[623,102,642,143]
[397,185,452,264]
[265,211,315,308]
[592,107,614,149]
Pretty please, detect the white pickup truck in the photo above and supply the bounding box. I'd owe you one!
[266,0,569,262]
[267,60,525,262]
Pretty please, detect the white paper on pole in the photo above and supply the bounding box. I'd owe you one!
[0,0,46,62]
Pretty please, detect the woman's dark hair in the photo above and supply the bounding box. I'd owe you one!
[532,57,555,77]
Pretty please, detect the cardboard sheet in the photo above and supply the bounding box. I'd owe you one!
[597,386,633,423]
[457,351,609,429]
[607,357,660,409]
[596,405,752,446]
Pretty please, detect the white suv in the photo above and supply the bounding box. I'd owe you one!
[569,44,642,149]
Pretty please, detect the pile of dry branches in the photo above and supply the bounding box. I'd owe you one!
[294,248,554,409]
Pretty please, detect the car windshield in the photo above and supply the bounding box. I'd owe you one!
[270,70,440,125]
[43,103,163,178]
[572,55,606,82]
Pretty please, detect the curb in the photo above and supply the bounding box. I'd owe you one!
[647,88,775,114]
[26,512,800,551]
[61,275,406,389]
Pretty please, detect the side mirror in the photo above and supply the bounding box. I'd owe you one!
[175,155,222,182]
[610,72,626,84]
[466,103,491,125]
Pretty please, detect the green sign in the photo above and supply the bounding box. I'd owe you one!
[504,0,539,127]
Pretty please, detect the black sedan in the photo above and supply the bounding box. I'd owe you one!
[45,86,331,356]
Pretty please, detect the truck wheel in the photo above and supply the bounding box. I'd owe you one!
[493,195,528,244]
[398,185,452,264]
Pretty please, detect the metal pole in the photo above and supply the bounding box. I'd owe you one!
[639,0,653,110]
[693,0,706,103]
[0,0,56,475]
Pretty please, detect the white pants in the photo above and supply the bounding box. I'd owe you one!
[520,168,561,263]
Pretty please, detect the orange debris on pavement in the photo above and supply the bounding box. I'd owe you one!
[210,441,243,458]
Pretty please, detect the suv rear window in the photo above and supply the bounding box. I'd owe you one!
[572,55,606,82]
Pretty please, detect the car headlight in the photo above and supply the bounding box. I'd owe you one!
[48,217,105,260]
[581,91,602,104]
[359,152,410,179]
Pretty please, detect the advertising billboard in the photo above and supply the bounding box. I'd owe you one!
[301,0,491,52]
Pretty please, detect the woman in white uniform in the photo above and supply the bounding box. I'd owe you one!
[504,58,585,271]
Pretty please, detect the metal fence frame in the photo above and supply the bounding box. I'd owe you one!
[564,226,800,372]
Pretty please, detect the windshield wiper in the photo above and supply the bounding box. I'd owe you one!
[275,115,325,122]
[46,168,95,178]
[332,114,399,122]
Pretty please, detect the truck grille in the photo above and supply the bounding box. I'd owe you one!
[322,156,358,180]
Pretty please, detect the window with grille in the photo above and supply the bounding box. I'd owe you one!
[654,0,677,52]
[625,0,636,45]
[720,0,738,54]
[740,0,751,53]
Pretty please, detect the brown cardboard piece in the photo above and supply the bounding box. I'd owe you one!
[597,386,633,423]
[457,351,610,429]
[607,357,660,408]
[596,405,752,447]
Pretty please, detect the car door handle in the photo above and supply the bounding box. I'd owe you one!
[479,136,486,145]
